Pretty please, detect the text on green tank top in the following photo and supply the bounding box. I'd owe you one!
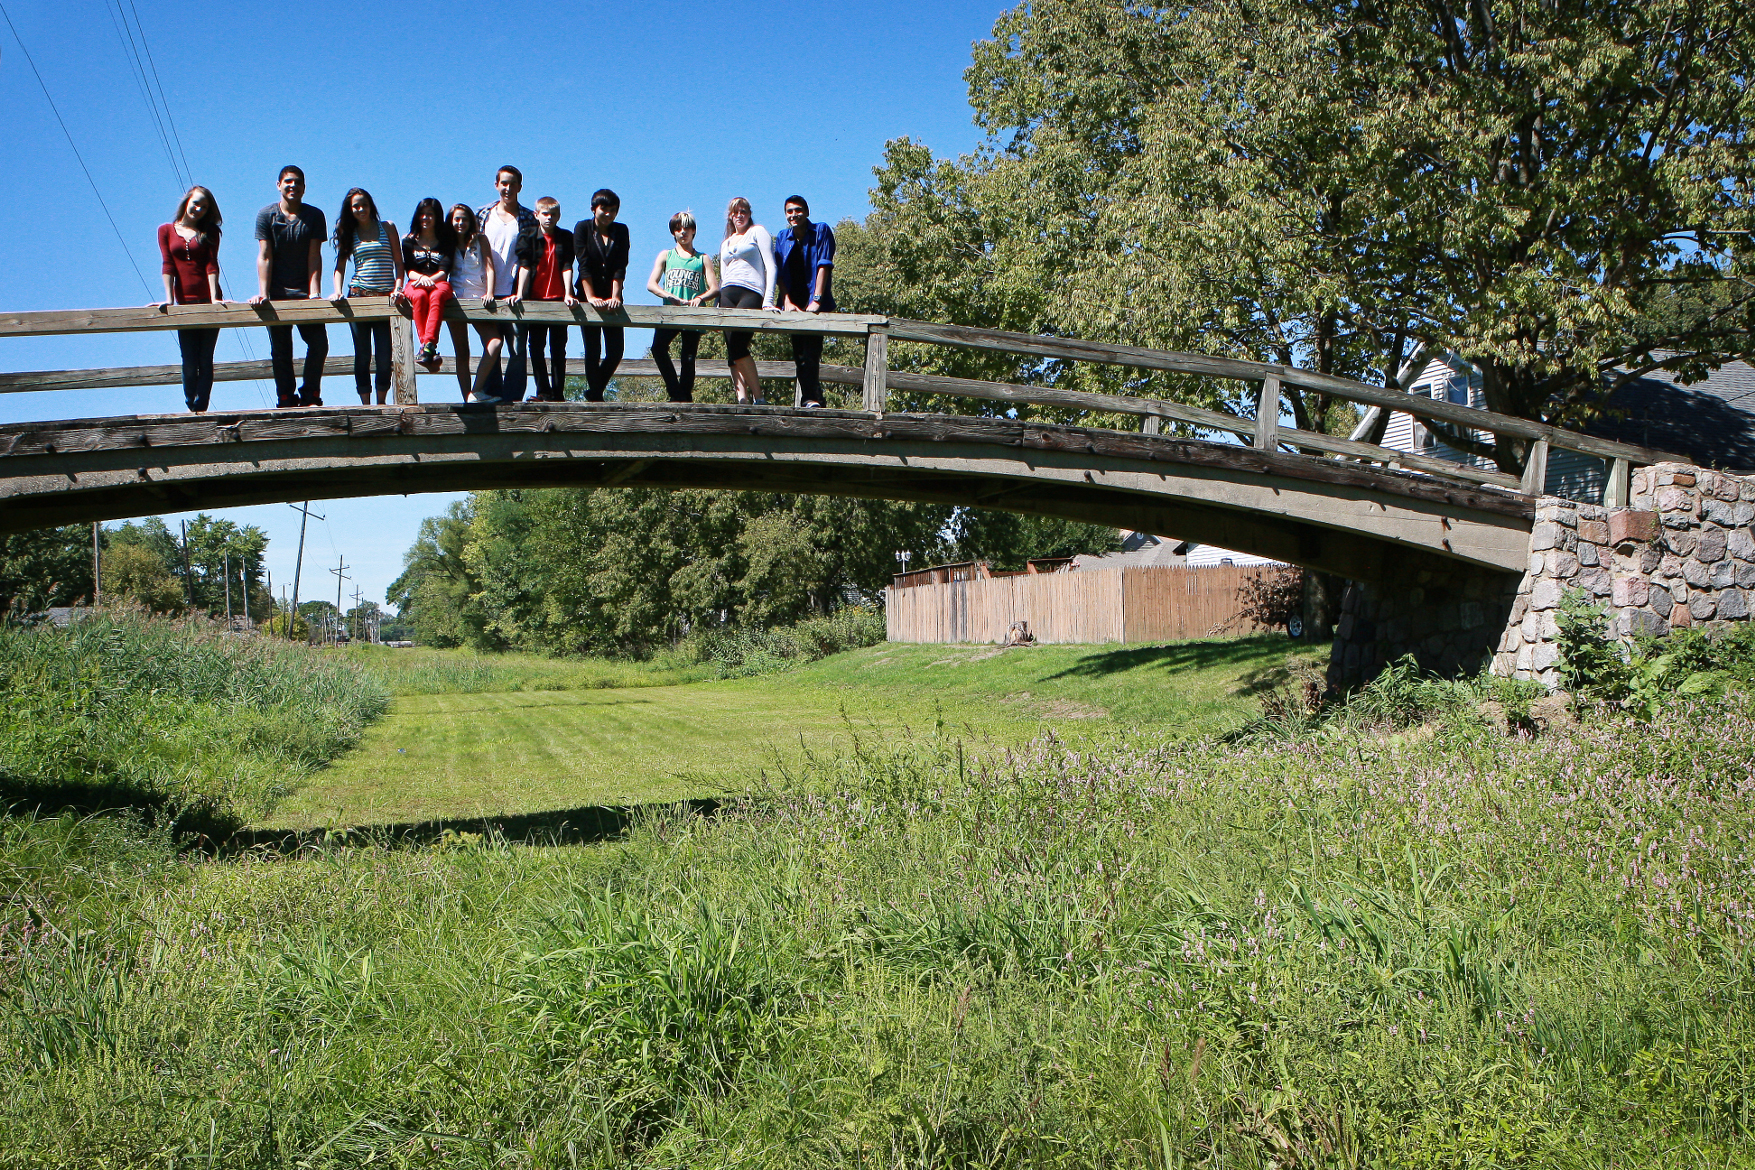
[660,249,706,303]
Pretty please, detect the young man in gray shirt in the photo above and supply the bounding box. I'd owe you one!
[250,165,329,408]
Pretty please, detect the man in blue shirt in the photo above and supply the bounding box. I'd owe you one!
[773,196,835,408]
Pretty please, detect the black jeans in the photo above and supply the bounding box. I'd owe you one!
[351,319,393,400]
[529,322,570,400]
[790,331,825,407]
[480,321,529,401]
[266,317,329,406]
[177,327,220,412]
[651,328,699,402]
[579,325,624,401]
[718,284,763,361]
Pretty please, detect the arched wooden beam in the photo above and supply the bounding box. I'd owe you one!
[0,404,1533,582]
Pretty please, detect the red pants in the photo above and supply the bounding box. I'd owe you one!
[404,280,452,346]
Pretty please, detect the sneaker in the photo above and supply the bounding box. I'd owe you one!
[467,392,504,405]
[802,401,824,409]
[752,397,769,406]
[276,394,298,409]
[298,390,323,407]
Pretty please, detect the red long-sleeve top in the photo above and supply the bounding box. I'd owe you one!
[158,223,220,304]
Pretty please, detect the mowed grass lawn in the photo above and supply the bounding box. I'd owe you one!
[264,635,1318,829]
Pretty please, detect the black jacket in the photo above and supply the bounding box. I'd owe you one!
[513,226,576,281]
[572,219,630,298]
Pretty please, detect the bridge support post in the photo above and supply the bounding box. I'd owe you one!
[1253,376,1281,451]
[389,307,418,406]
[863,325,889,412]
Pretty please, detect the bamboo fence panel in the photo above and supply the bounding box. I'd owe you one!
[885,564,1283,644]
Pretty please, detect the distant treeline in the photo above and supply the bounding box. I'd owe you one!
[388,488,1115,655]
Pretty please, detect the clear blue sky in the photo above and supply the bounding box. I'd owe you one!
[0,0,1004,609]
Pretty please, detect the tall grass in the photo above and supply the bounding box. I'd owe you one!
[0,615,386,828]
[4,677,1754,1163]
[336,643,715,695]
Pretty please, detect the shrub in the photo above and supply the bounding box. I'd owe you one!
[685,606,886,678]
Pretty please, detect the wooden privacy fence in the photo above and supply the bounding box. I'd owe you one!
[0,300,1694,503]
[885,564,1284,645]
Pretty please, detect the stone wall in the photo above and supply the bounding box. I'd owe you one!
[1327,560,1519,691]
[1491,463,1755,688]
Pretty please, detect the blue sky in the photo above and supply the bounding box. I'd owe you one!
[0,0,1003,608]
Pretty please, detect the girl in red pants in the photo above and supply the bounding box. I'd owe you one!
[398,198,454,371]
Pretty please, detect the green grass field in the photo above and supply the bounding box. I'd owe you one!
[266,637,1318,829]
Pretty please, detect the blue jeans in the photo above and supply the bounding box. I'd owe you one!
[480,322,528,400]
[177,327,219,412]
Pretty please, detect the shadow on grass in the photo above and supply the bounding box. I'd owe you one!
[3,776,715,858]
[1043,635,1301,683]
[215,799,721,857]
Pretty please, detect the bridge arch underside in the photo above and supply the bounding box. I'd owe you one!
[0,405,1534,584]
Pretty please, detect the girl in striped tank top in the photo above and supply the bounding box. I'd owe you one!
[332,188,404,405]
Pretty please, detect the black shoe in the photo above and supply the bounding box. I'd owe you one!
[298,390,323,407]
[276,395,298,409]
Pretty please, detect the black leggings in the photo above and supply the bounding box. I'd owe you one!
[177,327,220,412]
[578,325,623,401]
[528,322,569,400]
[650,329,700,402]
[351,318,392,400]
[719,284,764,361]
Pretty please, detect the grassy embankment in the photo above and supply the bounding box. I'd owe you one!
[268,635,1308,828]
[5,615,1754,1165]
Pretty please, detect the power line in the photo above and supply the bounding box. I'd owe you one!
[127,0,193,187]
[107,0,182,191]
[0,2,153,297]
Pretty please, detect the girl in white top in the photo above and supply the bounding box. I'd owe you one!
[445,203,503,402]
[716,196,778,404]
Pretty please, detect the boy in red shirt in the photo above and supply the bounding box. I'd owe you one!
[511,197,577,402]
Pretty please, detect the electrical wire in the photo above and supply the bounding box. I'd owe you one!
[127,0,193,187]
[107,0,183,191]
[0,1,154,297]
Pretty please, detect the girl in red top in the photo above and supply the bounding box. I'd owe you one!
[156,185,226,412]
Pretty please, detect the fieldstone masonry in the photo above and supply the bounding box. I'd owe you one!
[1491,462,1755,688]
[1327,559,1520,691]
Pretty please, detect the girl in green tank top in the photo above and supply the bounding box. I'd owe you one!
[644,211,720,402]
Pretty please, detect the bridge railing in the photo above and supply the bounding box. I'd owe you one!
[0,299,1689,504]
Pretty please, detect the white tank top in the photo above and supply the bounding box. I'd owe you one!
[452,236,491,299]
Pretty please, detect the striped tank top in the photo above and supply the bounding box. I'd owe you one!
[348,221,396,293]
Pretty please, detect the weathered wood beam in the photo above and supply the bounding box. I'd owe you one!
[0,301,883,339]
[885,318,1686,468]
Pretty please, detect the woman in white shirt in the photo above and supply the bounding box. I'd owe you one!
[446,203,502,403]
[716,196,776,404]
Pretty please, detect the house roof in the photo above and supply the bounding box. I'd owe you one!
[1587,360,1755,472]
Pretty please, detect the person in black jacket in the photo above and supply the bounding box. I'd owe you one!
[511,197,577,402]
[572,189,630,402]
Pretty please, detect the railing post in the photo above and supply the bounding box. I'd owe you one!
[389,302,418,406]
[1253,376,1281,451]
[1141,413,1162,436]
[1520,437,1549,495]
[1605,457,1631,508]
[862,324,889,412]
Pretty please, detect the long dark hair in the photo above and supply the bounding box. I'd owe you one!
[173,186,222,247]
[333,187,381,259]
[407,197,457,255]
[449,203,480,252]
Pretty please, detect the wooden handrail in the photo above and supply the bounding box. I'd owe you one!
[0,300,884,339]
[886,317,1683,468]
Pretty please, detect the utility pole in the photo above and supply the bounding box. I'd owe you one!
[223,551,233,627]
[92,522,101,608]
[350,584,365,643]
[287,502,324,641]
[330,557,350,646]
[241,559,252,629]
[179,520,194,609]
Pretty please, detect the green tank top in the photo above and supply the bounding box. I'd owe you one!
[659,248,707,304]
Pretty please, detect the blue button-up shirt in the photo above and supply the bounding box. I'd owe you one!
[772,220,836,311]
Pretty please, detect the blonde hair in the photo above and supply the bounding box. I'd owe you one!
[724,196,751,238]
[535,196,560,212]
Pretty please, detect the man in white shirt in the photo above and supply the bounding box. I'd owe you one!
[475,165,538,403]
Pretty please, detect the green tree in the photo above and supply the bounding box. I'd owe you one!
[387,500,479,648]
[844,0,1755,471]
[101,543,184,613]
[0,525,94,615]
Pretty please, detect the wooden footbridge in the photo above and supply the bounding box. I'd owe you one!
[0,300,1687,584]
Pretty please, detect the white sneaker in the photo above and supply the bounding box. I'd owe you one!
[468,392,504,405]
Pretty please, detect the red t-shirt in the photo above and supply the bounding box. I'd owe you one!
[158,222,219,304]
[532,233,565,301]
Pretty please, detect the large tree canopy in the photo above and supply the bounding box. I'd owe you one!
[839,0,1754,470]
